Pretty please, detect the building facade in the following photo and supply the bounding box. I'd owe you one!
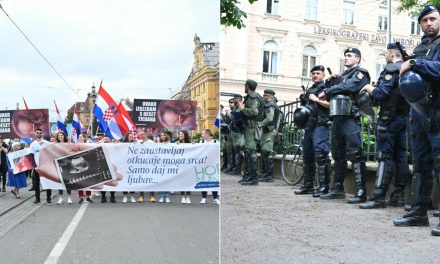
[186,34,220,133]
[220,0,422,106]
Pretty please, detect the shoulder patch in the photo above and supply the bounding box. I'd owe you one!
[356,72,364,80]
[384,74,392,81]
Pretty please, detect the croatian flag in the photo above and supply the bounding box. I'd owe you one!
[71,104,81,142]
[116,103,137,138]
[214,111,221,127]
[54,100,68,136]
[93,83,122,140]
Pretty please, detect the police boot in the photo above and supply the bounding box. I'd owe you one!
[294,161,315,195]
[241,151,258,185]
[231,149,243,175]
[224,149,235,173]
[360,158,394,209]
[313,154,330,198]
[432,223,440,236]
[238,150,250,184]
[259,152,275,182]
[389,160,409,207]
[433,209,440,217]
[347,161,367,204]
[321,160,346,200]
[257,151,269,181]
[394,166,431,227]
[221,150,228,171]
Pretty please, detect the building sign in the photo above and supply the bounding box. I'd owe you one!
[314,26,420,48]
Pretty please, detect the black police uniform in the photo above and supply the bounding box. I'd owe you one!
[320,49,371,203]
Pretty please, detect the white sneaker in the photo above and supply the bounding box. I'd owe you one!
[165,197,171,203]
[57,197,64,205]
[200,198,206,204]
[67,196,73,204]
[159,197,164,203]
[122,196,128,203]
[213,199,220,205]
[94,191,100,197]
[181,197,186,204]
[186,197,191,204]
[130,196,136,203]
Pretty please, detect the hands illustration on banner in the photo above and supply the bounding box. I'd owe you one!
[37,143,123,188]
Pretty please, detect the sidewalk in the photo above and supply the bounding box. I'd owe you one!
[221,173,439,264]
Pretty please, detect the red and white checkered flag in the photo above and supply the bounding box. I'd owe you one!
[103,107,114,121]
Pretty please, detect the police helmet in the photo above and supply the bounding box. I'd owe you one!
[357,91,374,116]
[294,106,314,129]
[399,71,428,103]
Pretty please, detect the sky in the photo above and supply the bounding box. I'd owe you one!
[0,0,219,119]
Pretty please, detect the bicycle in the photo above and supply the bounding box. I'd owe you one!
[280,112,305,185]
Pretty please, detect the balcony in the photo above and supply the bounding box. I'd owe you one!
[258,72,279,83]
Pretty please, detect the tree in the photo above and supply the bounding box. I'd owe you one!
[220,0,258,29]
[397,0,440,16]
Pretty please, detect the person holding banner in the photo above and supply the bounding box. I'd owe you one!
[200,129,220,205]
[0,137,9,192]
[178,130,192,204]
[8,142,27,198]
[158,131,172,203]
[55,131,73,205]
[31,128,52,205]
[77,133,93,204]
[122,133,136,203]
[139,129,156,203]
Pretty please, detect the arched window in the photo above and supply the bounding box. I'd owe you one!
[302,46,316,77]
[262,41,278,74]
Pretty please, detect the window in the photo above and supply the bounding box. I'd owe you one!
[266,0,280,15]
[378,7,387,30]
[375,63,385,80]
[302,46,317,77]
[342,0,355,25]
[411,16,422,35]
[339,59,345,74]
[262,41,278,74]
[306,0,318,20]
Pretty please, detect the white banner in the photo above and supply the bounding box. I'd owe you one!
[37,142,220,191]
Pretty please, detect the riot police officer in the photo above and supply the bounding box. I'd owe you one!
[294,65,331,197]
[393,6,440,236]
[359,43,409,209]
[235,79,265,185]
[229,94,246,177]
[220,104,231,171]
[318,47,371,203]
[222,99,235,173]
[257,89,281,182]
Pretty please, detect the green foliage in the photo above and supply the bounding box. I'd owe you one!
[192,132,202,143]
[213,130,220,140]
[220,0,258,29]
[397,0,440,16]
[64,106,73,124]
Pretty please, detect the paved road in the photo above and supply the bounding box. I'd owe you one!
[221,173,439,264]
[0,187,219,264]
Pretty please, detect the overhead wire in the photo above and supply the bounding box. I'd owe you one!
[0,3,75,93]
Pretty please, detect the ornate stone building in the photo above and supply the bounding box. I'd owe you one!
[220,0,422,106]
[181,34,219,133]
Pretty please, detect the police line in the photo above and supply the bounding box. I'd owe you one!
[34,142,220,191]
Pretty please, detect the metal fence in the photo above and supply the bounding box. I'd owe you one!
[277,101,412,162]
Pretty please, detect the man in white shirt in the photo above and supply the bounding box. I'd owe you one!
[30,128,52,205]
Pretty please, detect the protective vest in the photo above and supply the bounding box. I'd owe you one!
[243,92,265,121]
[262,102,280,132]
[378,62,408,120]
[304,81,329,122]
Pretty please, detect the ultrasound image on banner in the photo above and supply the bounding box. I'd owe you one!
[55,146,116,189]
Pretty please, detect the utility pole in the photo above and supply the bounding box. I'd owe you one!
[387,0,392,44]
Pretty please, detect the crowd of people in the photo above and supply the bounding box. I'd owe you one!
[220,5,440,237]
[0,127,220,206]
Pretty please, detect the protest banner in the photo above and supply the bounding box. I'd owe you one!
[0,109,49,139]
[7,148,36,174]
[38,142,220,191]
[132,99,197,130]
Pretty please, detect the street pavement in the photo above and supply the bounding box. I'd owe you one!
[0,183,219,264]
[221,172,439,264]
